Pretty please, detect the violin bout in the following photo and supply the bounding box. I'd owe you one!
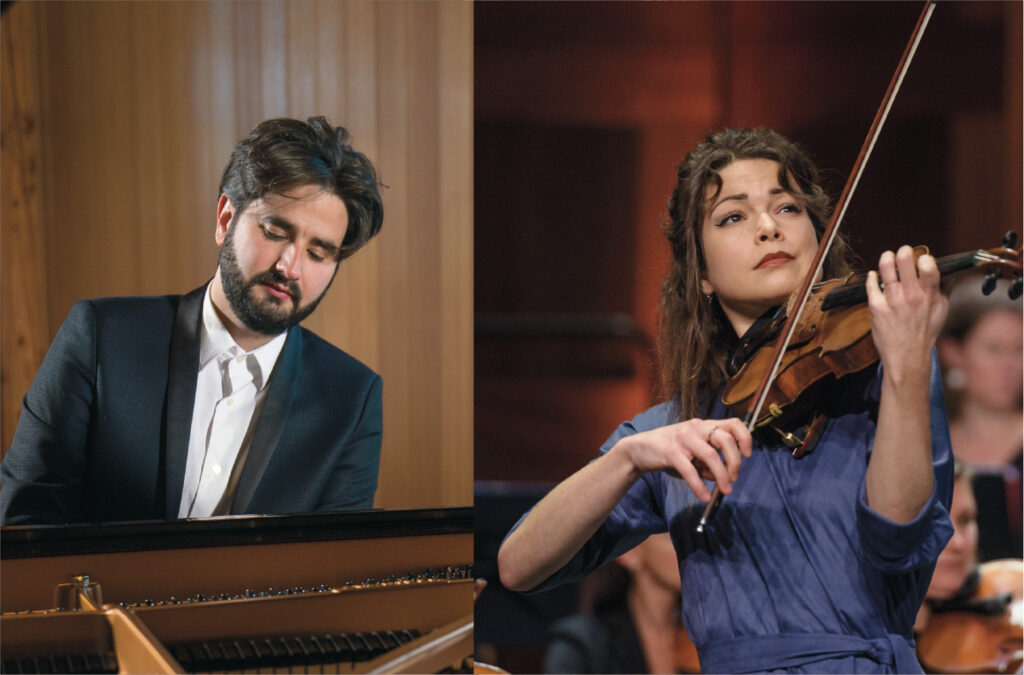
[916,559,1024,674]
[721,276,878,432]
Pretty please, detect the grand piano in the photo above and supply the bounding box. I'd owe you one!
[0,508,474,674]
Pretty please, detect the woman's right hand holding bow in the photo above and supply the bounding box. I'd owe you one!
[616,417,752,502]
[498,416,751,593]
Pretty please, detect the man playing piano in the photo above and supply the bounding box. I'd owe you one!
[2,116,384,525]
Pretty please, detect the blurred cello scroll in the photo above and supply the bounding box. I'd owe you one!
[916,559,1023,674]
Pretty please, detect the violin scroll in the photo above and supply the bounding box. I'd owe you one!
[980,232,1022,299]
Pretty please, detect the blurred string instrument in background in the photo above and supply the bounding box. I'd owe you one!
[916,558,1023,674]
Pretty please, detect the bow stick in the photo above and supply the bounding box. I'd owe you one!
[696,1,937,534]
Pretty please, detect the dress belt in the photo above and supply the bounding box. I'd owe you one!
[698,631,920,674]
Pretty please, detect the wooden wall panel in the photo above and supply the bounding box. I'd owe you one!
[438,6,474,501]
[0,1,473,510]
[1,2,49,466]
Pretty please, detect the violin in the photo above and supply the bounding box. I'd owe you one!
[916,559,1024,674]
[721,236,1023,449]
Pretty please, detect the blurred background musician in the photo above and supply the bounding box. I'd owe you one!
[543,533,687,674]
[914,460,1023,674]
[915,460,982,634]
[936,284,1023,562]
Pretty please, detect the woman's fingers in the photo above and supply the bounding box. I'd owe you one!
[868,247,949,374]
[916,252,941,292]
[681,418,751,498]
[705,425,740,483]
[629,417,752,502]
[877,249,899,289]
[719,417,753,458]
[893,245,932,304]
[688,426,734,494]
[674,456,713,502]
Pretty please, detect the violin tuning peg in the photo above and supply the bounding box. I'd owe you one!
[982,272,999,296]
[1002,231,1019,249]
[1009,278,1023,300]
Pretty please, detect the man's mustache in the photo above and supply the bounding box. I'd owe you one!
[250,270,301,303]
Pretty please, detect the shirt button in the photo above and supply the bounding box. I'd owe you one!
[236,356,244,364]
[212,465,222,475]
[226,398,234,406]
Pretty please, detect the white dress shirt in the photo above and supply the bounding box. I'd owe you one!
[178,288,287,518]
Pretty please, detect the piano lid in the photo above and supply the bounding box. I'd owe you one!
[1,507,473,559]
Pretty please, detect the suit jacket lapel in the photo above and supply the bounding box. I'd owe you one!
[230,324,302,513]
[163,284,206,518]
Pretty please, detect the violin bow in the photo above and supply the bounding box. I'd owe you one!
[696,1,938,534]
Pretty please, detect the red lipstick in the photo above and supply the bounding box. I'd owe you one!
[756,251,794,269]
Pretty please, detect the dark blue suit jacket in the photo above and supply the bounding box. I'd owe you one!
[1,284,382,525]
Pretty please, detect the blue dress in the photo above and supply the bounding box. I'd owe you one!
[518,360,954,673]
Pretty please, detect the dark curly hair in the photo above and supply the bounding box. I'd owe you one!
[219,116,383,261]
[658,128,856,419]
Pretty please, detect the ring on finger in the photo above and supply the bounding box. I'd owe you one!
[706,425,718,444]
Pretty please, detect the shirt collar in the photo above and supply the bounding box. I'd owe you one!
[199,285,288,389]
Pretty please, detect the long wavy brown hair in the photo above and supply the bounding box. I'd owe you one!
[658,128,857,420]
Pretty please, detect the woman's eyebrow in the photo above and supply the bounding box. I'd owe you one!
[709,193,747,213]
[709,186,793,215]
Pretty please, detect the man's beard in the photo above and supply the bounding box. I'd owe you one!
[219,225,331,336]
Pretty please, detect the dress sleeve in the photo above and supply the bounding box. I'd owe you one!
[1,301,98,525]
[505,414,670,593]
[856,351,954,574]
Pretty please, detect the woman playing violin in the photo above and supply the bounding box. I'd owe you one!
[498,128,955,674]
[938,289,1023,562]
